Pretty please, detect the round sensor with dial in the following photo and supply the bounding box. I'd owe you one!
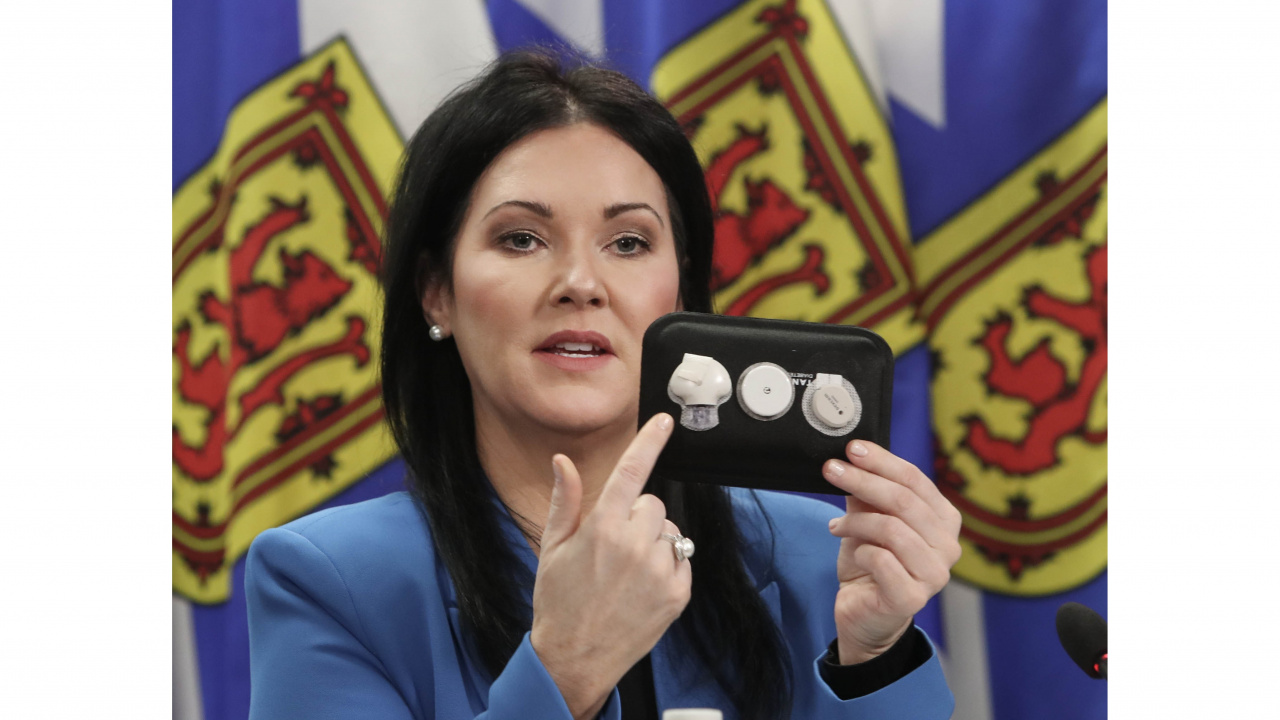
[801,373,863,436]
[812,384,857,427]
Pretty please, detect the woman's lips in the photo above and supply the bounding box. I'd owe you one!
[533,347,615,371]
[536,330,614,354]
[534,330,616,371]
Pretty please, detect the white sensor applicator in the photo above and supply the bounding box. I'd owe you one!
[667,353,732,431]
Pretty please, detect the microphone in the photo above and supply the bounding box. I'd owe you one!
[1055,602,1107,679]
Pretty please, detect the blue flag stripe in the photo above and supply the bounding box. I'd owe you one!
[890,0,1108,239]
[486,0,573,56]
[171,0,301,190]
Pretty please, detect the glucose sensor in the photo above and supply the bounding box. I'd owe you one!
[736,362,794,421]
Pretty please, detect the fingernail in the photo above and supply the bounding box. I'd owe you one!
[552,458,563,486]
[848,441,869,457]
[828,517,839,532]
[657,413,673,431]
[826,460,845,477]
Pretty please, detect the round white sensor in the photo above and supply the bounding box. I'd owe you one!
[812,383,857,428]
[738,363,793,419]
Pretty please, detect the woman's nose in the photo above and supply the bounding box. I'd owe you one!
[551,247,607,308]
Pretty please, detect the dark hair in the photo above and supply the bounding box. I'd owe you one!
[380,50,791,720]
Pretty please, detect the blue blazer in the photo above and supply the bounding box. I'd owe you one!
[246,489,954,719]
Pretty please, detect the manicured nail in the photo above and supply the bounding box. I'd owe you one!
[826,460,845,477]
[552,458,563,486]
[657,413,673,431]
[848,441,869,457]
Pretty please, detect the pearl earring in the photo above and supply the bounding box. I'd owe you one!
[429,325,446,341]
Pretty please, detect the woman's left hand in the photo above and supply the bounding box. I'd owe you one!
[822,440,963,665]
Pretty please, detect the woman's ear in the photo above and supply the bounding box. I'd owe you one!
[417,259,452,335]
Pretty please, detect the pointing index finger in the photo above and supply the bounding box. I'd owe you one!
[597,413,674,517]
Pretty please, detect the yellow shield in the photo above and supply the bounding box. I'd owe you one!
[652,0,921,353]
[172,39,401,603]
[915,101,1108,595]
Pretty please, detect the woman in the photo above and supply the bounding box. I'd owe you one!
[246,50,960,720]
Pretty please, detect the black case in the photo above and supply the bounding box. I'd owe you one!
[639,312,894,495]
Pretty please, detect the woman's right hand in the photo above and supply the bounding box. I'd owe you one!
[530,412,691,720]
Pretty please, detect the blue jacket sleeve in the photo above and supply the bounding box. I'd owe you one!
[799,631,954,718]
[485,634,622,720]
[246,526,617,720]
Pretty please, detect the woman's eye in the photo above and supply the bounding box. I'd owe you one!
[500,232,540,252]
[612,235,649,255]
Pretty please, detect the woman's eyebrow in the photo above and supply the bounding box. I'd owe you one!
[481,199,664,228]
[604,202,664,228]
[482,199,553,220]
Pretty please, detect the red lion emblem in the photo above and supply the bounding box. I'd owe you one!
[705,125,811,291]
[173,197,370,482]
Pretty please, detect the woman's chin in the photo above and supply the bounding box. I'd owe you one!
[533,399,637,437]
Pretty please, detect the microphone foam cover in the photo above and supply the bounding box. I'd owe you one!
[1055,602,1107,679]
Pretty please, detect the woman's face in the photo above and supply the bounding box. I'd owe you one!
[424,122,682,437]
